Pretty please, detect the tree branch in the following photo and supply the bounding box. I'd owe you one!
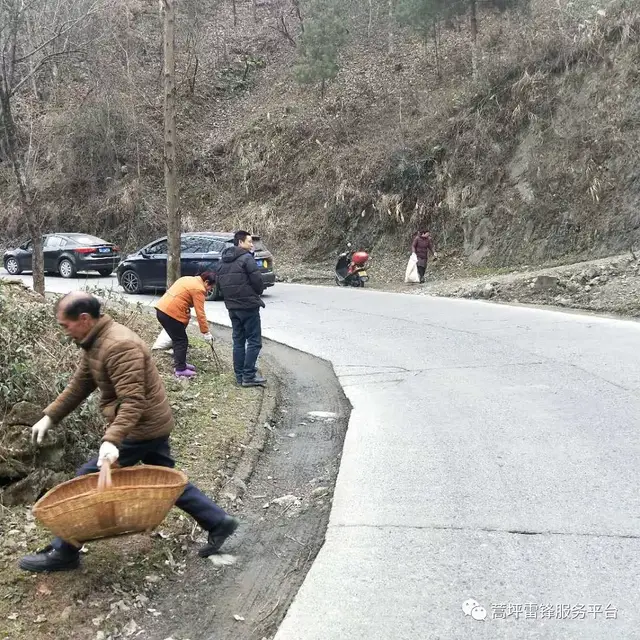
[10,49,83,96]
[12,0,101,65]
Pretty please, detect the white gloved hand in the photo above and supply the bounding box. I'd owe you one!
[97,441,119,468]
[202,332,214,344]
[433,252,439,260]
[31,416,53,445]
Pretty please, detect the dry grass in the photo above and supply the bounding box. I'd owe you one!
[0,0,638,273]
[0,284,262,640]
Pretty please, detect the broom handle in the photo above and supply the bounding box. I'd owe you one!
[97,459,113,491]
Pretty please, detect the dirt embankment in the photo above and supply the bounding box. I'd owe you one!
[413,253,640,318]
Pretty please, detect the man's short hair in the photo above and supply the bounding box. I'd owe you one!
[233,230,251,246]
[56,293,102,320]
[199,271,216,286]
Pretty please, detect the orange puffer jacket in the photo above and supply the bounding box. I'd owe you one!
[155,276,209,334]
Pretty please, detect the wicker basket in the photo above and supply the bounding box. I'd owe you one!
[33,461,188,547]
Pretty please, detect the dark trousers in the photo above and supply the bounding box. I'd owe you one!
[229,308,262,383]
[417,265,426,282]
[52,436,228,555]
[156,309,189,371]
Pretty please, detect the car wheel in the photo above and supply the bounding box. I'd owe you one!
[98,269,113,277]
[4,257,22,275]
[58,258,77,279]
[120,269,142,294]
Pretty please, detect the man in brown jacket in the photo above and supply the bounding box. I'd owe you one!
[20,292,238,573]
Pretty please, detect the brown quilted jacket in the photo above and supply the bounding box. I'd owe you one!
[44,315,174,445]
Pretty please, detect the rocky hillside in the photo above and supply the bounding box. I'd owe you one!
[1,0,638,272]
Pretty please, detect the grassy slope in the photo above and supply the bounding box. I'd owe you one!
[0,285,263,640]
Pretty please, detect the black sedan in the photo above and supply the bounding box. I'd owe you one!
[116,232,276,299]
[3,233,121,278]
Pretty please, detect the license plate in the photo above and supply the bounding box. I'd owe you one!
[98,247,111,253]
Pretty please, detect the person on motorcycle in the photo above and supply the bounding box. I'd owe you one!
[411,230,438,283]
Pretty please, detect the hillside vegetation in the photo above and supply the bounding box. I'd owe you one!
[0,0,638,270]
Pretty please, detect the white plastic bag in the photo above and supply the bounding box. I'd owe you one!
[152,328,173,350]
[404,253,420,284]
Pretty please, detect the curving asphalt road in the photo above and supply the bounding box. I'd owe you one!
[6,273,640,639]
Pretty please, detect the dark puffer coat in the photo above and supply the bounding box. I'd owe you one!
[215,247,265,310]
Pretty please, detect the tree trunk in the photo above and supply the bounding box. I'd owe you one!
[388,0,394,54]
[367,0,373,38]
[163,0,180,288]
[469,0,479,79]
[232,0,237,26]
[0,90,45,295]
[27,224,45,295]
[292,0,304,31]
[252,0,258,23]
[433,20,441,79]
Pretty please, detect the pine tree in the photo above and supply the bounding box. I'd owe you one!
[293,0,348,98]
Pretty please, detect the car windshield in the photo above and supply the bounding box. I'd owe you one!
[70,235,107,245]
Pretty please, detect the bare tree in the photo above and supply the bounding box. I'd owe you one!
[161,0,180,288]
[469,0,478,79]
[388,0,394,54]
[268,0,301,46]
[0,0,99,295]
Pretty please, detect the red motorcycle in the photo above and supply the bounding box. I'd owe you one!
[335,243,370,287]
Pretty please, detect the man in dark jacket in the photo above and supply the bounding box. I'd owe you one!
[215,231,266,387]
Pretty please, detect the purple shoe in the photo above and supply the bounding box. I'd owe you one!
[175,368,196,378]
[186,364,196,371]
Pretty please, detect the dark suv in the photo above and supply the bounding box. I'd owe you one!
[3,233,120,278]
[116,232,275,299]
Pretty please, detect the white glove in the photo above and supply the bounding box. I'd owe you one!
[97,442,119,468]
[433,252,439,260]
[32,416,53,445]
[202,332,214,343]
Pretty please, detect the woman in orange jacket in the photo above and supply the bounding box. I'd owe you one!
[155,272,216,377]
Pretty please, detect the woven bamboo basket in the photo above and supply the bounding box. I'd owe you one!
[33,461,188,547]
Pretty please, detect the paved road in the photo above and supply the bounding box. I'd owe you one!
[6,273,640,638]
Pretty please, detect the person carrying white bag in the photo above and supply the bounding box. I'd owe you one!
[405,252,420,284]
[411,229,438,283]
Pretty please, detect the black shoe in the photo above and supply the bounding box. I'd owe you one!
[242,375,266,388]
[199,516,239,557]
[19,545,80,573]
